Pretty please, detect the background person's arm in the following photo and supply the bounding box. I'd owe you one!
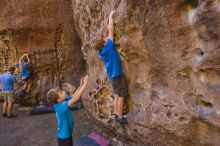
[19,54,25,64]
[13,76,16,83]
[25,54,30,64]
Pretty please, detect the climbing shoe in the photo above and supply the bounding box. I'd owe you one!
[122,110,128,115]
[7,113,17,118]
[116,117,128,124]
[112,114,119,119]
[2,113,6,117]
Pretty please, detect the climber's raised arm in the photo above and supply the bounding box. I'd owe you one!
[19,54,26,64]
[25,54,30,64]
[108,10,115,41]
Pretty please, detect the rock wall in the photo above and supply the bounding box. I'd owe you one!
[72,0,220,145]
[0,0,86,103]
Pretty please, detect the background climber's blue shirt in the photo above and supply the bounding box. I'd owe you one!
[19,63,29,78]
[54,96,74,139]
[98,38,122,79]
[0,73,16,92]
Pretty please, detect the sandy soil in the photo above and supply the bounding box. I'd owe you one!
[0,103,101,146]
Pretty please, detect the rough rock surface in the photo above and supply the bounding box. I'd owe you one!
[0,0,220,146]
[73,0,220,146]
[0,0,86,103]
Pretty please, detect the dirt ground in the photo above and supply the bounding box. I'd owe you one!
[0,103,105,146]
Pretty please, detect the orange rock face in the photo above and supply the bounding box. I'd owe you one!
[73,0,220,145]
[0,0,86,102]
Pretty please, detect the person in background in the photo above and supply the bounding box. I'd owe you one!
[0,67,17,118]
[18,53,30,93]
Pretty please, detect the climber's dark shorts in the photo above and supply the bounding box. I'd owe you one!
[109,75,128,97]
[57,136,73,146]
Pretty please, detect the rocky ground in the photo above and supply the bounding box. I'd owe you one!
[0,103,123,146]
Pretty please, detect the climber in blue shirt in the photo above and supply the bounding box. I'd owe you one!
[95,10,129,124]
[18,53,30,93]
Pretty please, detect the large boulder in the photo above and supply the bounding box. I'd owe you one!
[0,0,86,102]
[72,0,220,145]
